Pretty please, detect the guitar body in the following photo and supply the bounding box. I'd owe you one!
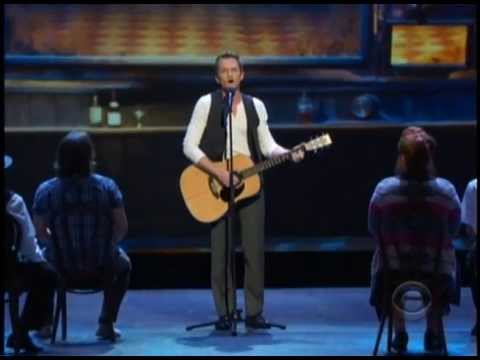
[180,133,332,224]
[180,154,261,223]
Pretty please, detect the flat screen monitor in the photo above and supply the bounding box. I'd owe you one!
[387,22,474,71]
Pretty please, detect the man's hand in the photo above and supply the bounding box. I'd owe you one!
[290,145,305,163]
[217,169,241,188]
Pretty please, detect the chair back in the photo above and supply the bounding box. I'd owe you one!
[47,184,115,286]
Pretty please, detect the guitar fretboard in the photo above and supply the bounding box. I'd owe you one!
[240,151,293,179]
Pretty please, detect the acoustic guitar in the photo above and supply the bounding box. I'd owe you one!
[180,133,332,223]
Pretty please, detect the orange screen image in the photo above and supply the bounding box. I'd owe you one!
[391,25,468,66]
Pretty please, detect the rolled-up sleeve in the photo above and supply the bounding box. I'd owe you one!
[183,94,211,164]
[253,97,287,158]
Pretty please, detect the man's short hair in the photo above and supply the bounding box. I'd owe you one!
[215,51,243,73]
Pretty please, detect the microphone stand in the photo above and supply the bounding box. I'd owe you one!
[225,88,239,336]
[186,89,240,336]
[222,90,286,333]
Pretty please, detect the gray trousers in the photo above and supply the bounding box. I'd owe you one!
[210,191,265,318]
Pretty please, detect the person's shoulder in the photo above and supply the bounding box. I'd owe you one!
[196,93,212,105]
[36,177,59,193]
[432,177,456,191]
[92,173,121,191]
[376,176,400,192]
[467,178,477,192]
[250,96,267,115]
[92,173,114,185]
[371,177,400,200]
[431,177,459,199]
[251,96,265,107]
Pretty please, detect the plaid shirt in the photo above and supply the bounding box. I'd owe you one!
[33,173,124,273]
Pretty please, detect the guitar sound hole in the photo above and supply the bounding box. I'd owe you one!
[220,183,245,202]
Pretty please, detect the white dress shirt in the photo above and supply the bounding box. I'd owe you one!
[183,93,286,164]
[461,178,477,235]
[6,192,45,263]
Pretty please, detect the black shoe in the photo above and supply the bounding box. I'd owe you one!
[214,315,231,331]
[424,330,444,352]
[6,333,43,353]
[471,323,477,337]
[245,314,271,329]
[391,331,408,353]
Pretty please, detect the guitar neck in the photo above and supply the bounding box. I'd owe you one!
[240,151,295,179]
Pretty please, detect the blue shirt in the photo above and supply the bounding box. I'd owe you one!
[33,173,124,272]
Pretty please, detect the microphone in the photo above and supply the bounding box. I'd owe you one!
[222,87,236,128]
[226,87,236,97]
[226,87,236,108]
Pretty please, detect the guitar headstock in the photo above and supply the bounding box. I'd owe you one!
[303,133,332,153]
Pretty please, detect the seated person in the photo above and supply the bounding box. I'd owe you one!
[32,131,131,340]
[4,155,58,353]
[461,178,477,336]
[368,127,461,353]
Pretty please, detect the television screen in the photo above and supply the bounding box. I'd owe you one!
[4,4,371,66]
[390,24,469,67]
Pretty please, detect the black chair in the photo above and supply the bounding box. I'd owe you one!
[4,213,24,355]
[372,200,451,356]
[48,191,115,344]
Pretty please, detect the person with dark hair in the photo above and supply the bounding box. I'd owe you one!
[461,178,477,337]
[4,155,58,353]
[32,131,131,340]
[368,127,461,353]
[183,52,305,330]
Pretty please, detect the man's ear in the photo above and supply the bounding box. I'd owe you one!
[215,76,220,85]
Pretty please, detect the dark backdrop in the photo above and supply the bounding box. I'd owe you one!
[5,124,476,241]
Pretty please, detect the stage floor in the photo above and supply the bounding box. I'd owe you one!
[122,235,471,253]
[4,288,477,356]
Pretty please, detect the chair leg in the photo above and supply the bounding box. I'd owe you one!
[51,290,63,344]
[387,309,393,354]
[8,291,21,355]
[61,291,67,341]
[439,316,448,356]
[373,312,387,356]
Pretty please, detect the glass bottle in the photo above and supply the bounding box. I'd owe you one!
[107,90,122,127]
